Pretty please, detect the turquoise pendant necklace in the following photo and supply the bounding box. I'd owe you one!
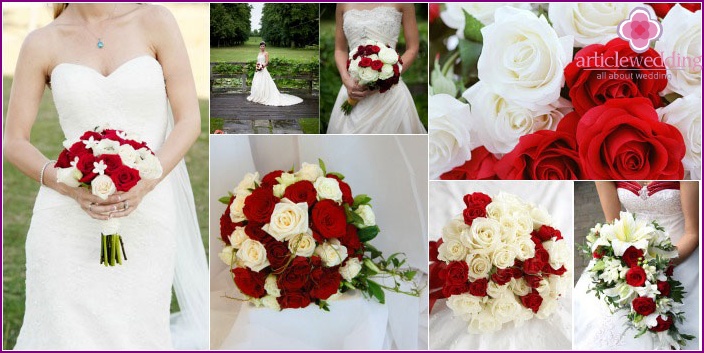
[83,5,117,49]
[97,39,104,49]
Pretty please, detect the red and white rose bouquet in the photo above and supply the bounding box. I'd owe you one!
[582,212,694,349]
[256,63,264,72]
[341,40,403,115]
[54,126,163,266]
[218,160,420,311]
[429,3,701,180]
[429,192,569,333]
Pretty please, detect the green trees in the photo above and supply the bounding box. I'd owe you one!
[260,4,319,48]
[210,4,252,47]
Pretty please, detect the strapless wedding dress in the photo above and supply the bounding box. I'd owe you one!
[13,55,208,350]
[247,53,302,106]
[327,7,427,134]
[573,182,700,350]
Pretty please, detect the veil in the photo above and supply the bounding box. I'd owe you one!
[165,104,209,349]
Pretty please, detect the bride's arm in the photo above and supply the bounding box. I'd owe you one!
[399,4,419,73]
[109,5,200,218]
[265,52,269,67]
[595,181,621,222]
[674,181,698,265]
[334,4,369,101]
[3,28,117,220]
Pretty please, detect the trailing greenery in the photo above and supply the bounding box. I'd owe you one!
[260,3,319,48]
[210,4,252,47]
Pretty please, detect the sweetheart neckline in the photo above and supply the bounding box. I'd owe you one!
[50,55,160,80]
[343,6,402,18]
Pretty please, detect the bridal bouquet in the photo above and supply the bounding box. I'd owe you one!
[54,126,163,266]
[429,3,700,180]
[582,212,694,349]
[341,40,403,115]
[218,160,420,311]
[431,192,569,333]
[256,63,264,72]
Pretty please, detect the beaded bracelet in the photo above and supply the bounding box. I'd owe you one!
[39,160,56,186]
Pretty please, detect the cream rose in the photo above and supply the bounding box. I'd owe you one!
[490,296,521,324]
[550,3,643,47]
[509,278,532,296]
[137,153,163,180]
[379,64,394,80]
[261,295,281,311]
[438,239,468,262]
[276,172,297,187]
[446,294,483,320]
[229,194,247,223]
[655,5,701,96]
[56,167,82,187]
[92,138,120,156]
[440,3,533,30]
[273,184,286,198]
[288,231,316,257]
[468,308,501,334]
[536,296,558,319]
[91,174,116,200]
[357,67,380,86]
[314,177,343,202]
[486,280,509,299]
[229,226,248,249]
[477,7,573,111]
[491,243,517,269]
[543,239,569,271]
[295,162,324,182]
[530,204,553,230]
[117,144,139,168]
[462,217,501,251]
[429,94,473,179]
[658,93,702,179]
[466,252,492,280]
[515,235,536,261]
[442,218,469,242]
[218,245,236,266]
[339,257,362,281]
[236,239,270,272]
[378,46,398,65]
[315,239,348,267]
[234,172,260,195]
[263,199,309,241]
[264,274,281,297]
[354,205,376,227]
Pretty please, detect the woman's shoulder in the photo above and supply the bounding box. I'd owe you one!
[134,4,178,31]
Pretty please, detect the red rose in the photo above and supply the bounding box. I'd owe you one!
[243,187,279,223]
[462,205,486,226]
[265,241,291,272]
[359,57,372,68]
[468,278,488,297]
[283,180,317,207]
[534,248,549,264]
[80,131,103,141]
[277,256,311,291]
[533,225,563,242]
[310,266,342,300]
[625,267,647,287]
[496,113,583,180]
[97,154,123,174]
[648,3,701,18]
[520,291,543,313]
[370,45,381,54]
[632,296,656,316]
[491,268,514,285]
[311,199,347,238]
[55,149,72,168]
[657,281,671,297]
[125,139,147,150]
[440,147,499,180]
[430,3,440,23]
[69,141,92,159]
[445,261,469,285]
[622,246,644,268]
[592,248,603,259]
[74,154,96,175]
[565,38,667,116]
[232,267,267,298]
[101,130,124,143]
[392,63,400,76]
[442,282,469,297]
[463,192,492,208]
[665,265,674,277]
[524,275,542,288]
[219,196,244,245]
[339,224,363,255]
[261,170,283,188]
[523,257,545,275]
[277,291,311,309]
[576,98,685,180]
[651,315,674,332]
[110,165,141,192]
[325,173,353,205]
[370,60,383,71]
[429,239,442,262]
[244,224,275,245]
[543,265,567,276]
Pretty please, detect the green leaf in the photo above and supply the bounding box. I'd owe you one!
[403,270,417,281]
[462,10,484,43]
[345,206,365,225]
[431,54,457,97]
[358,225,380,242]
[328,172,345,180]
[458,39,482,83]
[364,243,383,259]
[317,300,330,312]
[353,194,372,208]
[218,196,232,205]
[363,258,382,274]
[318,158,327,175]
[367,280,386,304]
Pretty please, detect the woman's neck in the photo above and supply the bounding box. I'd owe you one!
[70,4,118,23]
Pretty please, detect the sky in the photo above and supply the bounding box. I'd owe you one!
[251,3,263,31]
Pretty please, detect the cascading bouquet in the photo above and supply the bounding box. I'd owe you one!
[430,192,569,333]
[256,63,264,72]
[54,126,163,266]
[581,211,694,348]
[218,159,421,311]
[341,40,403,115]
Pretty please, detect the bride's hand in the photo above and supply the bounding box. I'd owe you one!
[104,178,160,219]
[343,76,369,101]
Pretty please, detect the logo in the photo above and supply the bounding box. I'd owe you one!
[617,7,662,53]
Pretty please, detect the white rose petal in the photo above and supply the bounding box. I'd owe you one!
[358,67,380,86]
[314,177,343,202]
[261,295,281,311]
[446,293,484,320]
[314,239,348,267]
[117,144,139,168]
[466,252,492,280]
[438,239,468,262]
[462,218,501,251]
[136,153,163,180]
[491,243,517,269]
[379,64,394,80]
[655,5,701,96]
[515,235,537,261]
[550,3,644,47]
[264,274,281,297]
[429,94,473,179]
[236,239,270,272]
[91,174,116,200]
[295,162,324,182]
[234,172,260,195]
[490,296,521,324]
[263,199,309,241]
[658,93,702,179]
[229,194,247,223]
[354,204,376,227]
[339,258,362,281]
[378,46,398,65]
[468,308,501,334]
[56,167,82,187]
[441,3,533,31]
[543,239,569,270]
[229,226,248,249]
[92,138,121,156]
[288,231,316,257]
[218,246,236,266]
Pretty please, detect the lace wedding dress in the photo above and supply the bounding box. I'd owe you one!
[247,53,302,106]
[327,7,426,134]
[573,182,700,350]
[13,55,208,350]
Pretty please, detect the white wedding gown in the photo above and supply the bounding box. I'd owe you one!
[573,182,700,350]
[246,53,302,106]
[13,55,208,350]
[327,7,427,134]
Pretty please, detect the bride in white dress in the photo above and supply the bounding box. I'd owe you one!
[574,181,700,350]
[3,4,208,349]
[246,41,303,106]
[326,4,427,134]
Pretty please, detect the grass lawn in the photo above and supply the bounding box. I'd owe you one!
[1,76,210,349]
[211,37,319,63]
[210,117,224,133]
[298,118,320,134]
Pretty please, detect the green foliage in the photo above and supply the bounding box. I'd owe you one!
[212,57,320,91]
[261,3,319,48]
[297,118,320,134]
[210,4,252,47]
[462,10,484,43]
[357,225,380,243]
[211,37,319,63]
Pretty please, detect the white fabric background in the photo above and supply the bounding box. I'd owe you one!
[209,135,429,349]
[428,180,574,350]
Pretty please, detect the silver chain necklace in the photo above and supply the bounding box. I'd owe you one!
[82,4,118,49]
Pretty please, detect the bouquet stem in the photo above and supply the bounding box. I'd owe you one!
[100,234,126,267]
[340,98,358,115]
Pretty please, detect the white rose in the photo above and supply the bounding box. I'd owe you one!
[229,226,248,249]
[314,177,343,202]
[117,144,139,168]
[543,239,569,270]
[509,278,532,296]
[358,67,380,86]
[446,293,484,319]
[515,235,536,261]
[234,172,260,195]
[91,174,116,200]
[658,93,701,179]
[536,278,551,295]
[486,280,510,299]
[490,296,521,324]
[136,153,163,180]
[295,162,324,182]
[490,243,517,269]
[218,246,236,266]
[531,98,573,132]
[263,199,309,241]
[339,258,362,281]
[442,218,469,242]
[530,205,553,230]
[56,167,82,187]
[441,3,533,30]
[236,238,270,272]
[466,252,492,280]
[288,231,316,257]
[477,7,573,111]
[101,217,120,235]
[348,58,360,76]
[276,172,297,187]
[548,274,569,300]
[655,5,701,96]
[378,46,398,65]
[92,138,120,156]
[354,205,376,227]
[438,239,468,262]
[264,274,281,297]
[230,194,247,223]
[550,3,644,47]
[514,213,534,237]
[261,295,281,311]
[536,296,558,319]
[273,184,286,198]
[429,94,473,179]
[379,63,394,80]
[468,308,501,334]
[315,239,348,267]
[462,218,501,251]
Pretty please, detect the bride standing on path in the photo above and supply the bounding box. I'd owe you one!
[247,41,303,106]
[3,3,208,349]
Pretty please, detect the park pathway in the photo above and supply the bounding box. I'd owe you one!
[210,92,318,134]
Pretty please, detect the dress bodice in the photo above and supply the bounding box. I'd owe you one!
[256,53,266,65]
[617,181,684,243]
[50,55,168,150]
[343,6,402,49]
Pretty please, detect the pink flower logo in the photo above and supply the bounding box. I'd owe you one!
[618,7,662,53]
